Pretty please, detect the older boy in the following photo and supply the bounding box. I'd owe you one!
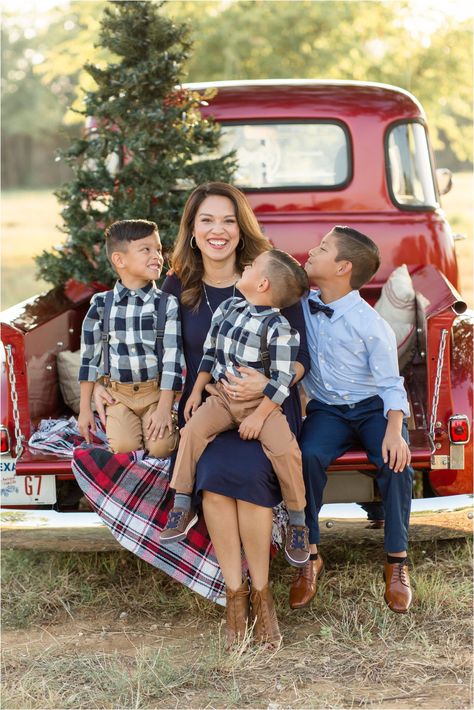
[78,219,183,457]
[161,249,311,569]
[291,226,413,613]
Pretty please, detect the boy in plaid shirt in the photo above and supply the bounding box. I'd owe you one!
[78,219,183,458]
[161,249,311,568]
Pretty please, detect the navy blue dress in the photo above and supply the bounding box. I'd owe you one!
[162,274,309,508]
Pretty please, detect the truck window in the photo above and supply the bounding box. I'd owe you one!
[386,121,437,209]
[219,121,351,189]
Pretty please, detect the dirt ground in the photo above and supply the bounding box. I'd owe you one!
[2,611,472,710]
[2,538,472,710]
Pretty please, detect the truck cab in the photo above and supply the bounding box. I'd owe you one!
[1,80,472,547]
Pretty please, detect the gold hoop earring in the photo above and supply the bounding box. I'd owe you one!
[190,235,197,249]
[238,238,245,251]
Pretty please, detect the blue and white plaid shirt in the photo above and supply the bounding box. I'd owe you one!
[79,281,183,391]
[199,297,300,405]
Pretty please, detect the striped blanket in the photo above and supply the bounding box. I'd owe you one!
[29,418,286,606]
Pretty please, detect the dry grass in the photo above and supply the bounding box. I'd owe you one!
[2,538,472,709]
[1,174,473,309]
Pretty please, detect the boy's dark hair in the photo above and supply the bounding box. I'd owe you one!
[264,249,310,309]
[105,219,158,261]
[332,225,380,289]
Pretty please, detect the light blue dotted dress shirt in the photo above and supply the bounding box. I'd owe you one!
[302,289,409,418]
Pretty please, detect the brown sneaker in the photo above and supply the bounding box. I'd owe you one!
[160,507,198,545]
[383,561,412,613]
[289,556,324,610]
[285,524,310,567]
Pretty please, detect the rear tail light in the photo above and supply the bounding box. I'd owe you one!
[448,415,470,444]
[0,426,10,453]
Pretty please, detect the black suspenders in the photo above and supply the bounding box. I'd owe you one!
[259,314,275,379]
[101,290,169,385]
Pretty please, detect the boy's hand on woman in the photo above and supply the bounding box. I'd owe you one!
[184,391,202,421]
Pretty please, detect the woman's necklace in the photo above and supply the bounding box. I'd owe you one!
[202,282,236,315]
[203,272,239,286]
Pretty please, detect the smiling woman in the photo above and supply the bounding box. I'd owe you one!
[171,182,270,309]
[86,182,310,649]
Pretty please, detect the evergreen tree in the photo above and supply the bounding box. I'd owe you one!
[36,0,235,287]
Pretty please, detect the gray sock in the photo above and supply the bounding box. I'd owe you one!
[174,493,192,511]
[288,509,306,526]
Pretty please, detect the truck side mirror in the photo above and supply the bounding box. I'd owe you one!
[436,168,453,195]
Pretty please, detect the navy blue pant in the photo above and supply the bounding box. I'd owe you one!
[299,396,413,552]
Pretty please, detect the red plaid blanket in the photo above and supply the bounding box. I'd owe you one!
[73,445,227,605]
[29,418,286,606]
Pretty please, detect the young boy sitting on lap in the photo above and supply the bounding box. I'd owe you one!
[291,226,413,613]
[78,219,183,458]
[161,249,311,569]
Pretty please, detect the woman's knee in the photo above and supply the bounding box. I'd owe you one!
[202,491,234,508]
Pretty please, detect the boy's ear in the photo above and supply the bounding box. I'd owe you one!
[336,260,352,277]
[257,276,270,293]
[111,250,126,270]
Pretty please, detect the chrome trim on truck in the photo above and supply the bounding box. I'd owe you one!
[1,495,472,551]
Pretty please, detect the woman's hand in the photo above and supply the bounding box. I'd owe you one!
[221,366,269,401]
[93,382,116,428]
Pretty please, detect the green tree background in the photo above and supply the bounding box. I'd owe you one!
[34,0,235,287]
[2,0,472,190]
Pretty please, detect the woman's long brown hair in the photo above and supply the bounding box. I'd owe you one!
[171,182,270,309]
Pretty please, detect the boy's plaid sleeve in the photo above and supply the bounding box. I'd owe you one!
[160,294,184,391]
[262,321,300,405]
[78,294,104,382]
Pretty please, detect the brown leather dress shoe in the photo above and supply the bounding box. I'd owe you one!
[289,556,324,610]
[384,561,412,613]
[225,580,250,649]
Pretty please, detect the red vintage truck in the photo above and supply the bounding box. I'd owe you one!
[1,80,472,548]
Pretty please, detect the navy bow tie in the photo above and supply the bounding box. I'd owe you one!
[309,300,334,318]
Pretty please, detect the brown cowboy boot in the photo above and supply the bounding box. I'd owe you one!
[250,584,282,649]
[225,580,250,648]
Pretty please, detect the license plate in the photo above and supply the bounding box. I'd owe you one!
[0,457,57,505]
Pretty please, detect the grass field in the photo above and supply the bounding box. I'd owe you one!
[2,538,472,709]
[1,175,473,309]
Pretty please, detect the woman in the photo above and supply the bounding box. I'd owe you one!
[90,183,309,648]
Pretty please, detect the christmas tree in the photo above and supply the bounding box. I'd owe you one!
[36,0,235,287]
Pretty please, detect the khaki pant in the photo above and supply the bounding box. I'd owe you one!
[105,380,178,458]
[170,381,306,511]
